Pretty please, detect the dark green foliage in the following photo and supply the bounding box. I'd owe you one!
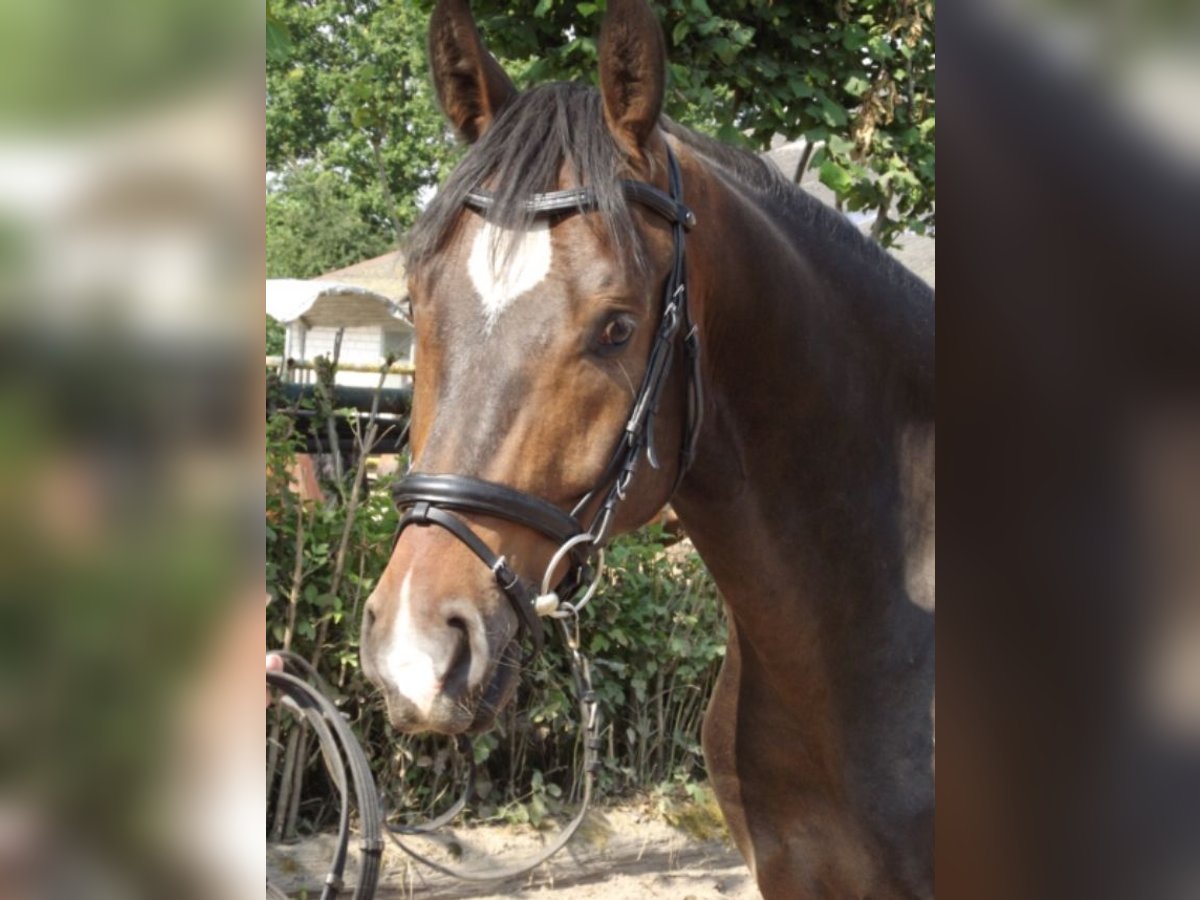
[266,316,285,356]
[266,163,396,279]
[415,0,935,245]
[266,0,463,278]
[265,0,934,282]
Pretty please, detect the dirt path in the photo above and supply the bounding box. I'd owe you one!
[267,805,759,899]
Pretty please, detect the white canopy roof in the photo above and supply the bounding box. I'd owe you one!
[266,279,411,329]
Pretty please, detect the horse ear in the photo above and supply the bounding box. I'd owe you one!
[598,0,667,159]
[428,0,516,143]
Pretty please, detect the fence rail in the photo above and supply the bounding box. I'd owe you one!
[266,356,416,376]
[267,380,411,456]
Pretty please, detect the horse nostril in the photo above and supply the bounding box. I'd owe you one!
[443,616,472,689]
[364,604,377,632]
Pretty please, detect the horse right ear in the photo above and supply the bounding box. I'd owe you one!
[428,0,516,143]
[598,0,667,161]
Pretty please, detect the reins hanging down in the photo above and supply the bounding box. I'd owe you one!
[381,616,603,882]
[266,652,383,900]
[266,627,602,894]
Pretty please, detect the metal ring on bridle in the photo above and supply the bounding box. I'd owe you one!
[540,532,599,597]
[553,548,605,618]
[536,533,606,618]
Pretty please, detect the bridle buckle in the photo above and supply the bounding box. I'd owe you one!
[534,591,562,616]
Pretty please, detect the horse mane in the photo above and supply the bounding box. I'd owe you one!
[659,118,931,305]
[408,81,931,408]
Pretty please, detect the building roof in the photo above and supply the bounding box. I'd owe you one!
[268,250,412,328]
[314,250,409,299]
[266,279,410,328]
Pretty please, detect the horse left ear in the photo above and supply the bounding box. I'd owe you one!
[598,0,667,160]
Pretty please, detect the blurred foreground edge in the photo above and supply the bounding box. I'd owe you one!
[937,4,1200,900]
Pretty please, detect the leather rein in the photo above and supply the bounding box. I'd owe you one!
[380,144,702,882]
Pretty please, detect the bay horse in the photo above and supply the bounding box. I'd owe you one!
[360,0,935,896]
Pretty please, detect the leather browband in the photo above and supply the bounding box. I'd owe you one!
[464,180,696,231]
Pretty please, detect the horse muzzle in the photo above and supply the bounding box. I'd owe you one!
[360,579,521,735]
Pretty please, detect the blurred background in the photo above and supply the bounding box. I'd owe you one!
[0,0,1196,898]
[0,0,263,897]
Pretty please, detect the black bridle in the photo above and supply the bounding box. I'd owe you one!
[391,144,701,656]
[379,143,702,883]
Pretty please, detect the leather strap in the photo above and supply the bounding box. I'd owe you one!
[398,501,545,655]
[384,617,601,883]
[465,179,695,231]
[267,653,384,900]
[395,474,581,546]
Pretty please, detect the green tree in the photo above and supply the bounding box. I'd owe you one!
[267,0,933,267]
[267,0,461,264]
[267,316,285,355]
[420,0,935,244]
[266,163,395,278]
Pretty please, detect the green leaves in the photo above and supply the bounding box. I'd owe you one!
[267,0,460,273]
[267,163,395,279]
[271,0,932,261]
[818,95,849,127]
[843,75,871,97]
[841,23,869,52]
[266,10,292,65]
[820,159,854,194]
[827,133,856,157]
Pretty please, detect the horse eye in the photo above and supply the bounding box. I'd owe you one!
[596,314,636,350]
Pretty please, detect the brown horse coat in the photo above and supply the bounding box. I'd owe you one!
[360,2,934,896]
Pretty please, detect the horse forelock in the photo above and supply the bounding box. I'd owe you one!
[406,82,648,277]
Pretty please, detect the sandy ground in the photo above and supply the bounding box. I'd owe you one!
[267,804,759,899]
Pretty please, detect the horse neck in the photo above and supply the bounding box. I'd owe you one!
[671,149,934,677]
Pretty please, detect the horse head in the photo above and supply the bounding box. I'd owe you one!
[360,0,696,735]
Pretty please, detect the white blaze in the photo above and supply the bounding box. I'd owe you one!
[384,571,442,716]
[468,219,552,330]
[382,571,492,716]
